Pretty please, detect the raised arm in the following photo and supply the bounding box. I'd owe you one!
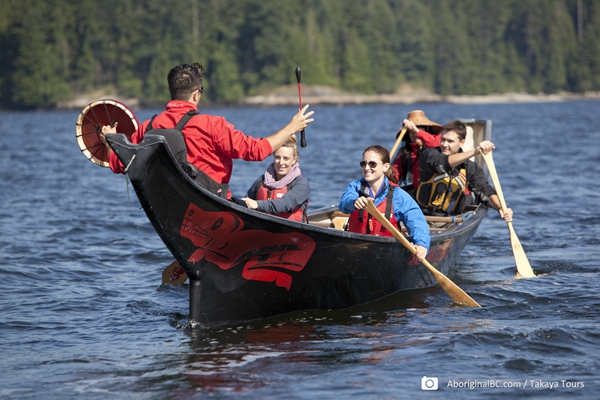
[447,140,495,168]
[266,105,314,152]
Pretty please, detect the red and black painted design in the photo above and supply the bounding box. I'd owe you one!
[180,203,316,290]
[407,239,453,266]
[168,264,187,284]
[105,128,488,324]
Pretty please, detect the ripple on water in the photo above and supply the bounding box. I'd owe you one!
[2,104,600,398]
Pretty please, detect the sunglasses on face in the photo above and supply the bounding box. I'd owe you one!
[359,161,378,168]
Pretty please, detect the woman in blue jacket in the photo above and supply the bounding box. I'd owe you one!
[339,145,430,260]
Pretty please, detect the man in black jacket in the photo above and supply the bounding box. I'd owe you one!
[416,119,513,222]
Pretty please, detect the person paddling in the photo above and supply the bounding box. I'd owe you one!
[417,119,513,222]
[339,145,430,260]
[392,110,442,198]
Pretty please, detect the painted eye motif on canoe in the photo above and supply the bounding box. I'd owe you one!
[180,203,315,290]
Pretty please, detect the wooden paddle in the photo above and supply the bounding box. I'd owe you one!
[162,260,188,285]
[365,199,481,307]
[390,128,407,160]
[481,152,535,278]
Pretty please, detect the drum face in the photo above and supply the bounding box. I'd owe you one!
[76,99,139,167]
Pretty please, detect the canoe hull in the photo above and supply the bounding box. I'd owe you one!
[107,134,486,325]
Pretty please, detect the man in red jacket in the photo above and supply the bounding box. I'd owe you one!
[100,62,314,199]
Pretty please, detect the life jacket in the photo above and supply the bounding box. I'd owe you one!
[255,177,308,222]
[347,183,399,236]
[416,166,469,214]
[145,110,229,199]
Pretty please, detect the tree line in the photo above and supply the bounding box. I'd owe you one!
[1,0,599,109]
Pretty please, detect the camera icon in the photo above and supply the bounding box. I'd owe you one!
[421,376,438,390]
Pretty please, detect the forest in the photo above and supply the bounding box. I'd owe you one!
[1,0,599,109]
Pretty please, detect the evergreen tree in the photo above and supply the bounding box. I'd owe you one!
[210,43,245,103]
[11,3,72,107]
[361,0,400,93]
[238,0,297,91]
[341,28,372,93]
[392,0,436,90]
[307,9,339,87]
[71,0,101,93]
[144,39,174,103]
[573,0,600,90]
[1,0,600,109]
[0,0,15,106]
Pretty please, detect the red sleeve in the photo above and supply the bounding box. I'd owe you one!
[212,117,273,161]
[416,130,441,148]
[108,121,149,174]
[392,155,402,182]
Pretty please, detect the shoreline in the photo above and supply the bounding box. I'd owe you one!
[239,85,600,106]
[55,85,600,110]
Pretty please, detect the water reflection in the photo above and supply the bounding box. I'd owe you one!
[176,288,441,392]
[3,102,600,398]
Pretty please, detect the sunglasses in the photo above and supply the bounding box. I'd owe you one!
[359,161,378,168]
[199,87,205,94]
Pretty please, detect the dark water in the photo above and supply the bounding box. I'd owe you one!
[1,100,599,399]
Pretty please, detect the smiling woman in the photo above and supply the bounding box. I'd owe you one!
[338,145,430,260]
[241,135,310,222]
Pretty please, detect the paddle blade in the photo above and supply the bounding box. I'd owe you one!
[162,260,188,285]
[365,199,481,307]
[482,152,535,279]
[424,262,481,307]
[508,223,535,278]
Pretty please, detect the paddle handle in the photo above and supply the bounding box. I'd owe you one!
[482,152,508,212]
[295,67,307,148]
[365,199,481,307]
[390,128,407,160]
[366,199,414,253]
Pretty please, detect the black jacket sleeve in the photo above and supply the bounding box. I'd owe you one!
[420,148,496,199]
[246,175,264,199]
[466,160,496,199]
[419,147,447,180]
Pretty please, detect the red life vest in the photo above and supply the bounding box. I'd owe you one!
[347,184,399,236]
[255,179,306,222]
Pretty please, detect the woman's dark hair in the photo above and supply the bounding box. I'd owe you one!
[167,63,204,100]
[363,145,398,184]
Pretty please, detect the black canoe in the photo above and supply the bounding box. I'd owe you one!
[106,119,492,326]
